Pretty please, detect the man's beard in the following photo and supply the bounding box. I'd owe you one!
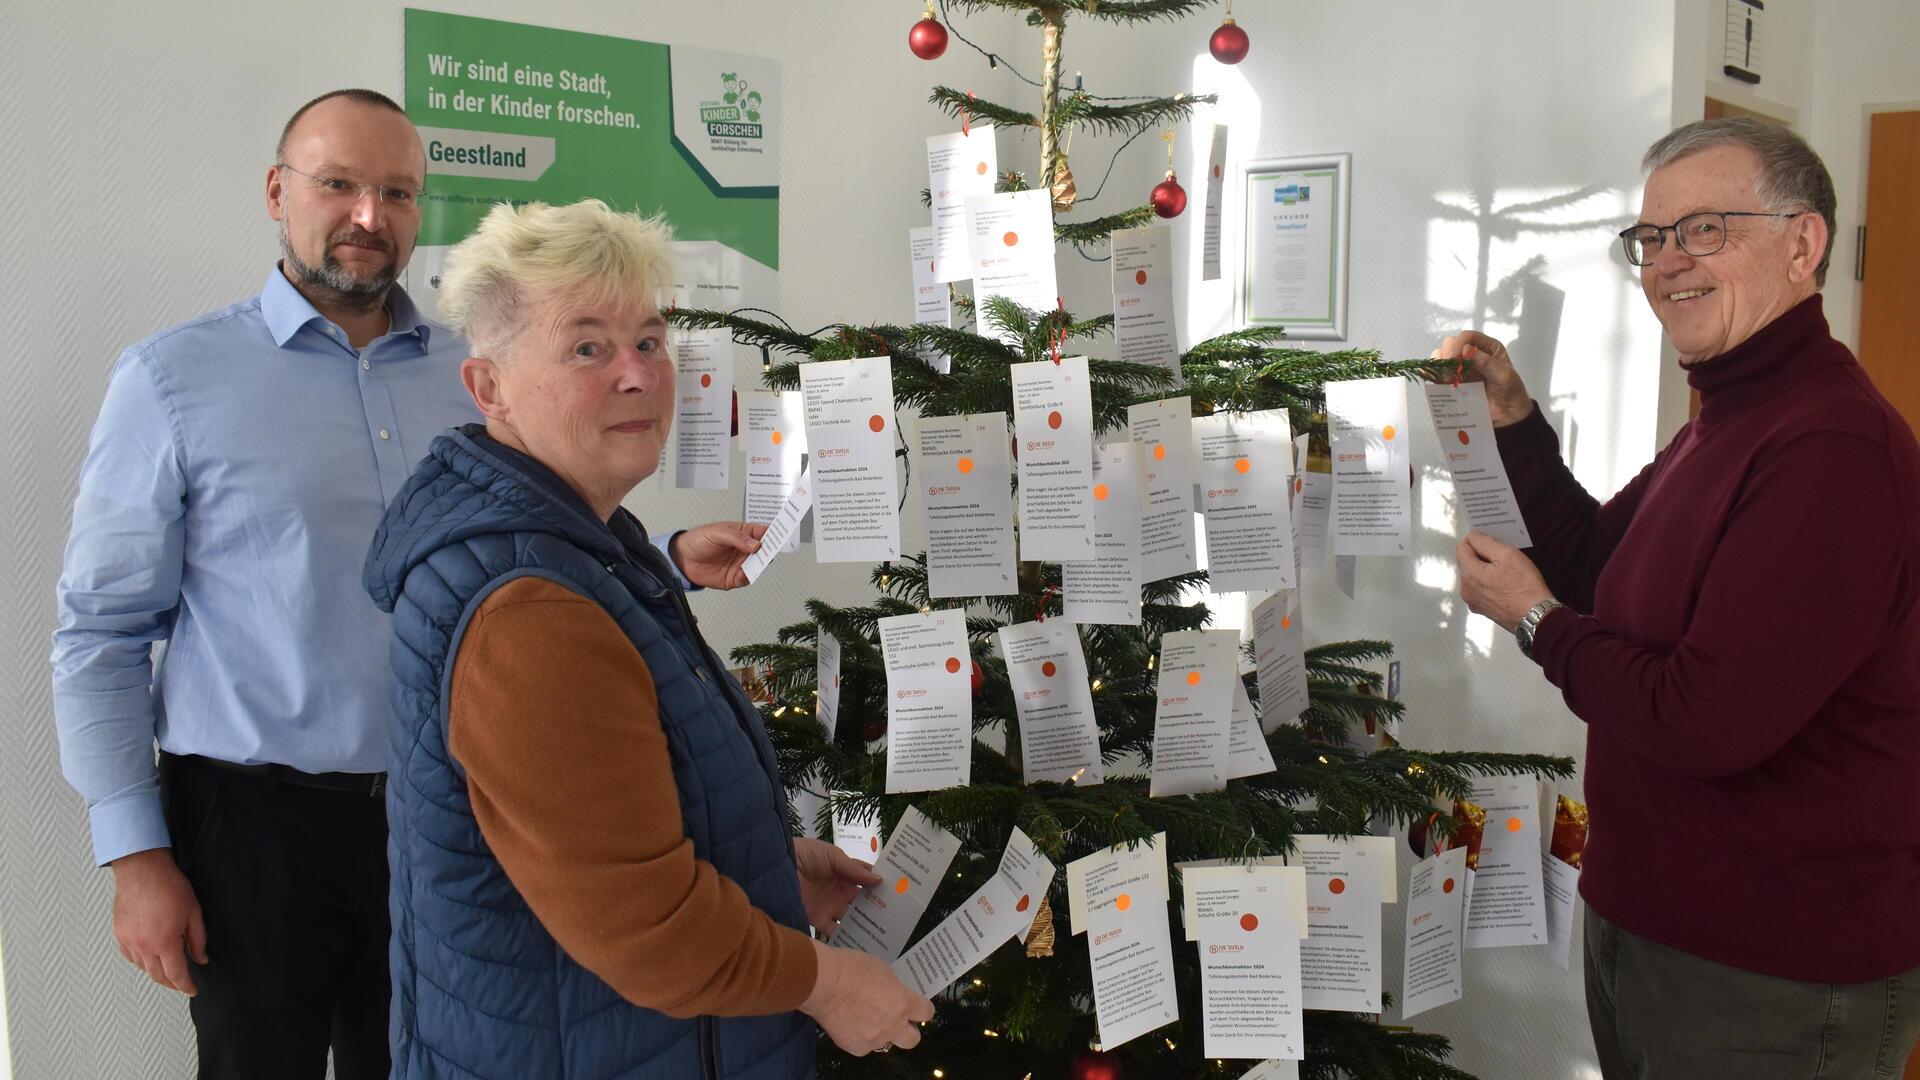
[280,222,398,313]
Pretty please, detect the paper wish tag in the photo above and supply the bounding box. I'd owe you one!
[877,609,973,793]
[1189,865,1307,1061]
[1326,377,1412,556]
[915,413,1017,598]
[1290,836,1390,1012]
[1086,881,1180,1051]
[1128,396,1200,583]
[1544,792,1587,971]
[1423,381,1533,548]
[1148,630,1238,797]
[740,466,811,584]
[669,311,733,491]
[741,390,808,553]
[815,631,842,736]
[1195,409,1297,592]
[1110,225,1181,384]
[1201,124,1228,282]
[1294,433,1332,572]
[1011,356,1096,560]
[926,124,997,283]
[1462,776,1547,950]
[1067,833,1170,935]
[1227,671,1276,780]
[832,806,963,961]
[1400,846,1467,1019]
[831,796,882,865]
[1062,440,1144,626]
[966,189,1059,345]
[1179,863,1307,941]
[893,826,1057,997]
[799,356,901,562]
[996,620,1103,786]
[908,226,952,336]
[1251,591,1309,733]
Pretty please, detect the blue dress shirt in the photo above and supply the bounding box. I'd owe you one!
[51,269,685,866]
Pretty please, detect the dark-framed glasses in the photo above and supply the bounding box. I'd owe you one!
[277,163,426,209]
[1618,210,1802,266]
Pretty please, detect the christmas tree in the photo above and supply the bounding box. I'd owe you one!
[671,3,1573,1076]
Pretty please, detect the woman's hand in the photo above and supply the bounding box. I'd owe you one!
[794,836,881,938]
[801,940,935,1056]
[667,521,767,590]
[1430,331,1535,428]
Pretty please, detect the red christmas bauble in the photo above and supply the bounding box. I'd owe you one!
[1069,1049,1123,1080]
[908,16,949,60]
[970,660,985,695]
[1209,18,1250,64]
[1150,173,1188,219]
[864,714,888,741]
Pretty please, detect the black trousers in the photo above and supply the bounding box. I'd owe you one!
[160,752,390,1080]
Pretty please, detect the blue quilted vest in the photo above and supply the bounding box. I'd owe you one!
[363,425,817,1080]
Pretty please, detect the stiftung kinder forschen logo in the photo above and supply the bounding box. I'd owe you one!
[700,71,765,139]
[1272,183,1311,205]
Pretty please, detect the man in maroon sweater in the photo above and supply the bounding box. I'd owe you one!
[1437,118,1920,1077]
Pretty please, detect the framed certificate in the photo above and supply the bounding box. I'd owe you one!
[1238,152,1351,341]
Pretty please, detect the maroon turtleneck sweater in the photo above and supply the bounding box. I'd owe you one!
[1498,294,1920,983]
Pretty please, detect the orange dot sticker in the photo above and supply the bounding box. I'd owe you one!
[1280,615,1292,630]
[1442,877,1456,894]
[1093,483,1110,501]
[1003,231,1019,247]
[1115,893,1132,912]
[1382,424,1397,441]
[869,415,887,433]
[1041,661,1057,677]
[1212,163,1223,179]
[1016,894,1031,913]
[1507,816,1525,833]
[1234,457,1251,474]
[976,161,989,176]
[1135,270,1148,286]
[1239,913,1259,932]
[1047,410,1063,430]
[1152,443,1167,461]
[1294,476,1304,494]
[1329,878,1347,895]
[870,836,880,853]
[945,657,962,674]
[1458,429,1471,446]
[895,877,912,895]
[1186,670,1202,686]
[699,373,712,388]
[771,430,784,445]
[930,260,937,274]
[957,456,975,474]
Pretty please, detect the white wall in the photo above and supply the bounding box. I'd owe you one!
[1162,2,1677,1076]
[1806,0,1920,351]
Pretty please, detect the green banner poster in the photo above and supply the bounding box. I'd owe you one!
[402,8,781,314]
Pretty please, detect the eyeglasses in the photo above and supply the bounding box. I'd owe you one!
[1618,210,1802,266]
[276,163,426,209]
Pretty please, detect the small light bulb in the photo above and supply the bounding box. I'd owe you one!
[1317,755,1329,764]
[1090,678,1103,691]
[774,706,788,718]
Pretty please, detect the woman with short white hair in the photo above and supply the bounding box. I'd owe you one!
[364,198,932,1080]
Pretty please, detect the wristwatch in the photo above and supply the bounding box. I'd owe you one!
[1514,598,1566,660]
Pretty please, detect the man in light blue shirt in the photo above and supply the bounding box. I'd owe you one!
[50,88,766,1079]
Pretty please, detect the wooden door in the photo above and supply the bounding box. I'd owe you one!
[1859,111,1920,434]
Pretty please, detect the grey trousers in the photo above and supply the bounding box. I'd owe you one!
[1585,906,1920,1079]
